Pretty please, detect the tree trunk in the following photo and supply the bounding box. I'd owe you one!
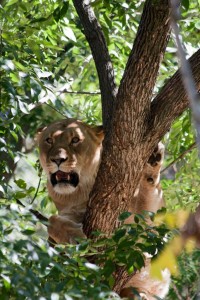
[83,0,171,236]
[73,0,200,293]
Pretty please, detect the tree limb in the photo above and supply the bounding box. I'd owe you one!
[114,0,171,133]
[170,0,200,146]
[16,199,48,224]
[181,203,200,247]
[72,0,117,130]
[169,0,200,257]
[148,49,200,143]
[58,89,101,95]
[161,142,196,174]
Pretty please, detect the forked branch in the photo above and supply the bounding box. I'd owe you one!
[72,0,117,129]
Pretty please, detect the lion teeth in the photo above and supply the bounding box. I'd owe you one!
[55,172,71,182]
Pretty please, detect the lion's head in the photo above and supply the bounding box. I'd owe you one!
[37,119,104,196]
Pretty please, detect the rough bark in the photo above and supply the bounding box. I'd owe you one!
[72,0,117,130]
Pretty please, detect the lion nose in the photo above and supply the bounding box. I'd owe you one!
[51,157,67,166]
[50,149,68,166]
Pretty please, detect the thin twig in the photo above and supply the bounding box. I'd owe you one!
[16,199,48,224]
[29,101,67,118]
[44,103,67,118]
[29,91,100,118]
[58,89,101,95]
[171,282,183,300]
[30,176,42,204]
[161,142,196,173]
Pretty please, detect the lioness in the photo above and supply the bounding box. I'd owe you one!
[37,118,170,299]
[37,118,103,243]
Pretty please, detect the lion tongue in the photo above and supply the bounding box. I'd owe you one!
[56,171,70,181]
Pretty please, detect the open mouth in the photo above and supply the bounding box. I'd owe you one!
[50,170,79,188]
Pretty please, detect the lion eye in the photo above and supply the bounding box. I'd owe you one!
[71,137,80,144]
[46,137,53,144]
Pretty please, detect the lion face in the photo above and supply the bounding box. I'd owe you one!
[37,119,103,195]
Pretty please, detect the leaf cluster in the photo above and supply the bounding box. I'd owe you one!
[0,203,170,299]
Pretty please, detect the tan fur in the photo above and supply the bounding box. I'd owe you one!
[37,119,169,298]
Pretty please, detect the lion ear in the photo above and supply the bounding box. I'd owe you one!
[93,125,104,142]
[35,126,47,143]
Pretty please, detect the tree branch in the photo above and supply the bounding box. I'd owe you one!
[148,49,200,143]
[72,0,117,130]
[16,199,48,224]
[170,0,200,146]
[114,0,170,133]
[58,89,101,95]
[181,203,200,246]
[161,142,196,173]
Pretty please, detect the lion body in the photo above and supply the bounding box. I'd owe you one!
[37,118,103,243]
[38,118,170,299]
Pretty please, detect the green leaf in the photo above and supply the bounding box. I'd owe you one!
[133,251,145,270]
[134,215,139,223]
[1,274,11,290]
[194,21,200,30]
[118,211,132,221]
[53,2,69,22]
[181,0,190,10]
[63,27,76,42]
[113,228,126,242]
[4,227,14,235]
[11,130,18,142]
[22,229,35,235]
[78,241,89,251]
[14,191,26,199]
[14,179,27,189]
[5,0,18,6]
[102,260,115,277]
[18,100,29,114]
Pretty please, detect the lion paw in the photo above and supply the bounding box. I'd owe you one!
[142,142,165,186]
[48,215,86,244]
[147,142,164,167]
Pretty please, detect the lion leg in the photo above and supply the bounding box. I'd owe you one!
[120,264,170,300]
[133,142,165,214]
[48,215,86,244]
[122,143,170,299]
